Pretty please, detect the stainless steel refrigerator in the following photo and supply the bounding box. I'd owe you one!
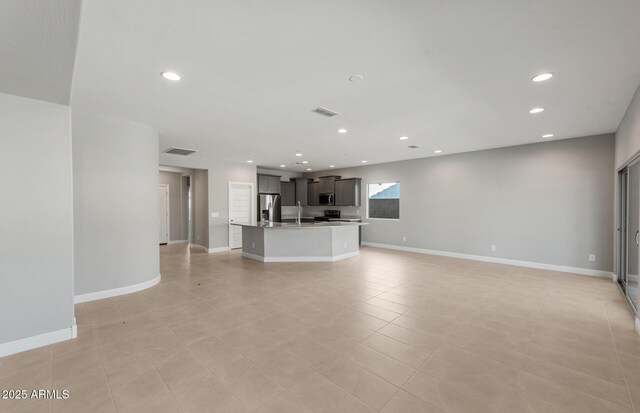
[258,194,281,223]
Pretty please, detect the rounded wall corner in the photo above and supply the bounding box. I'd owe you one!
[74,274,161,304]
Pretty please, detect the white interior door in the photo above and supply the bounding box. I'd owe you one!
[159,185,169,244]
[229,182,253,249]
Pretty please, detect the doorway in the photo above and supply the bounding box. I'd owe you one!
[181,175,191,243]
[228,182,254,249]
[619,163,639,315]
[159,184,170,245]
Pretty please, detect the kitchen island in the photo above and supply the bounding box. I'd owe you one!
[231,221,366,262]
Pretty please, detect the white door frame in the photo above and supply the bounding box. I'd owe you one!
[159,184,170,244]
[228,181,255,249]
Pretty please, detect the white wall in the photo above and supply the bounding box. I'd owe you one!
[159,171,184,242]
[208,161,257,249]
[193,169,209,248]
[159,154,257,250]
[615,84,640,168]
[614,84,640,276]
[307,134,615,272]
[73,110,160,296]
[0,93,75,352]
[181,175,190,241]
[614,83,640,320]
[159,165,196,242]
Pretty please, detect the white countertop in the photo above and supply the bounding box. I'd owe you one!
[231,222,367,229]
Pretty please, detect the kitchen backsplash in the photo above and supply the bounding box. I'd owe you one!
[282,205,361,218]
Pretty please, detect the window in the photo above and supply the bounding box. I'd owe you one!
[367,182,400,219]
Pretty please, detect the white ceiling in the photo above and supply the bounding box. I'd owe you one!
[9,1,640,172]
[0,0,80,105]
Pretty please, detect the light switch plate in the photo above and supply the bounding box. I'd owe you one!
[211,212,219,218]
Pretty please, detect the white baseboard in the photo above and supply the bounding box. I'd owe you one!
[0,324,77,358]
[241,252,264,261]
[189,243,207,251]
[361,242,613,278]
[74,274,161,304]
[189,244,229,253]
[242,251,359,262]
[208,246,230,253]
[168,239,189,245]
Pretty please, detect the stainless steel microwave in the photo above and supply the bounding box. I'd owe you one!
[319,193,334,205]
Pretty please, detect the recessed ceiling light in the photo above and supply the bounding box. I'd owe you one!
[434,150,442,154]
[280,164,286,167]
[532,73,553,82]
[329,165,335,168]
[542,134,554,138]
[349,74,364,82]
[399,136,409,141]
[306,168,312,171]
[295,153,302,157]
[161,71,181,81]
[302,161,309,164]
[361,160,368,163]
[529,107,545,114]
[247,160,253,163]
[337,128,347,134]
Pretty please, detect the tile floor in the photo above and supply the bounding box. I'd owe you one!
[1,244,639,413]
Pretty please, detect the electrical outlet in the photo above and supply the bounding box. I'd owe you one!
[251,242,255,249]
[402,236,407,242]
[196,236,200,241]
[344,241,347,248]
[589,254,596,262]
[491,244,497,252]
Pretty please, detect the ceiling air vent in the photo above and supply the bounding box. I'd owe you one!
[408,145,420,149]
[163,147,198,156]
[312,107,339,117]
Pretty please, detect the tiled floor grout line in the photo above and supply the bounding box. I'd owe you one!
[367,308,432,391]
[90,323,120,413]
[148,347,188,413]
[214,330,319,412]
[603,296,638,413]
[511,276,634,413]
[213,314,338,412]
[379,331,444,412]
[167,309,252,412]
[223,302,408,412]
[322,315,421,412]
[509,276,569,411]
[105,300,245,413]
